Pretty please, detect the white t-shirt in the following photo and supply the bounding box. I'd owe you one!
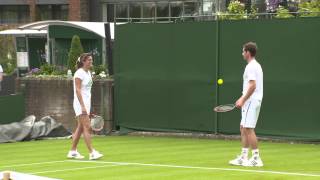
[242,59,263,101]
[73,68,93,116]
[0,65,3,73]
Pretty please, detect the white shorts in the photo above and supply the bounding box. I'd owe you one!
[240,99,261,128]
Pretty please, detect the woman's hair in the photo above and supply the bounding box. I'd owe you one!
[76,53,92,69]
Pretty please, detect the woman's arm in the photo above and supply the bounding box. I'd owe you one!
[75,78,87,115]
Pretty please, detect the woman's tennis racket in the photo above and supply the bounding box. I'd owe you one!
[214,104,236,112]
[90,114,104,131]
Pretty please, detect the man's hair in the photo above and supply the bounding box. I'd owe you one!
[243,42,257,57]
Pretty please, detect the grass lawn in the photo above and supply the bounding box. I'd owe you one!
[0,136,319,180]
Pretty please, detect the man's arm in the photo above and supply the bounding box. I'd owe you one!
[0,72,3,82]
[235,80,256,108]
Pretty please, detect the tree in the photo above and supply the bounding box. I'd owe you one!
[0,26,17,74]
[67,35,84,72]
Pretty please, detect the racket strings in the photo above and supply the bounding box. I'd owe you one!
[214,104,235,112]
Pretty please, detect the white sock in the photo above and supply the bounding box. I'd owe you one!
[252,149,259,157]
[241,148,249,159]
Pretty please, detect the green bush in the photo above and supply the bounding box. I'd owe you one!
[67,35,84,73]
[30,64,67,76]
[226,0,245,20]
[218,0,257,20]
[298,0,320,17]
[40,63,56,75]
[2,62,15,75]
[0,30,17,74]
[275,6,295,18]
[92,64,107,75]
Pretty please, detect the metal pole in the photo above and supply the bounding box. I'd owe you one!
[214,14,220,134]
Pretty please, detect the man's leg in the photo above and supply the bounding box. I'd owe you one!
[243,127,263,167]
[240,126,249,159]
[247,128,259,156]
[229,125,249,166]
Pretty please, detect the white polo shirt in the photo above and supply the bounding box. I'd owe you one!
[242,59,263,101]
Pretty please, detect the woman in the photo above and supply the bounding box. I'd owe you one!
[67,53,103,160]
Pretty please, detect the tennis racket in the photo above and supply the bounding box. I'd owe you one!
[214,104,236,112]
[90,114,104,131]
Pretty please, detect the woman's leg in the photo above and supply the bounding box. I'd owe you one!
[79,114,93,153]
[71,117,83,151]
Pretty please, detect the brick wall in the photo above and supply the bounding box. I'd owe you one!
[28,0,37,22]
[68,0,89,21]
[16,78,114,133]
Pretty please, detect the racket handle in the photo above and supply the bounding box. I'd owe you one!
[3,171,10,180]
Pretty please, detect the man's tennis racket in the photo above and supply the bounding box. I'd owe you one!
[214,104,236,112]
[90,114,104,131]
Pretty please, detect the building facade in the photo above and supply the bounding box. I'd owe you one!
[0,0,275,24]
[100,0,224,22]
[0,0,98,24]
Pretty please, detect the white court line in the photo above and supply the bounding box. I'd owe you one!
[30,164,124,175]
[67,160,320,177]
[0,161,67,169]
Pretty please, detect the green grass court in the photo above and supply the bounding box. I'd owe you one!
[1,136,320,180]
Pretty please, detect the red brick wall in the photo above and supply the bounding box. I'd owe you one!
[16,78,113,133]
[28,0,37,22]
[68,0,89,21]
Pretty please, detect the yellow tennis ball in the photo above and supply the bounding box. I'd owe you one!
[217,79,223,85]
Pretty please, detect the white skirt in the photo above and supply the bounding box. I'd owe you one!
[73,98,91,117]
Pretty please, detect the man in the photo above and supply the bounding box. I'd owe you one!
[229,42,264,167]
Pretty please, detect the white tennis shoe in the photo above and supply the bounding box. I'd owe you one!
[243,156,264,167]
[67,150,85,159]
[89,150,103,160]
[229,155,248,166]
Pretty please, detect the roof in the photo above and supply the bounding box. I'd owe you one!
[0,29,47,36]
[19,21,107,38]
[0,20,120,40]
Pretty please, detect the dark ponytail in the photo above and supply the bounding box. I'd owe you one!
[76,53,92,70]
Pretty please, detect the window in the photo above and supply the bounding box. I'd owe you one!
[106,4,115,22]
[157,2,169,21]
[0,5,30,24]
[143,3,156,20]
[170,2,183,17]
[37,5,68,21]
[116,3,128,22]
[183,2,200,17]
[129,3,142,22]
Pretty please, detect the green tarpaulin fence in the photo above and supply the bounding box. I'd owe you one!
[114,17,320,140]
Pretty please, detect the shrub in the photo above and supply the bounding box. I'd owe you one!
[93,64,108,76]
[275,6,295,18]
[218,0,257,20]
[67,35,84,73]
[298,0,320,17]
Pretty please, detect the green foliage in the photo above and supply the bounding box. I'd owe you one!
[275,6,295,18]
[298,0,320,17]
[2,62,15,75]
[92,64,108,76]
[40,63,56,75]
[0,27,17,74]
[226,0,245,20]
[218,0,257,20]
[29,64,67,77]
[67,35,84,73]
